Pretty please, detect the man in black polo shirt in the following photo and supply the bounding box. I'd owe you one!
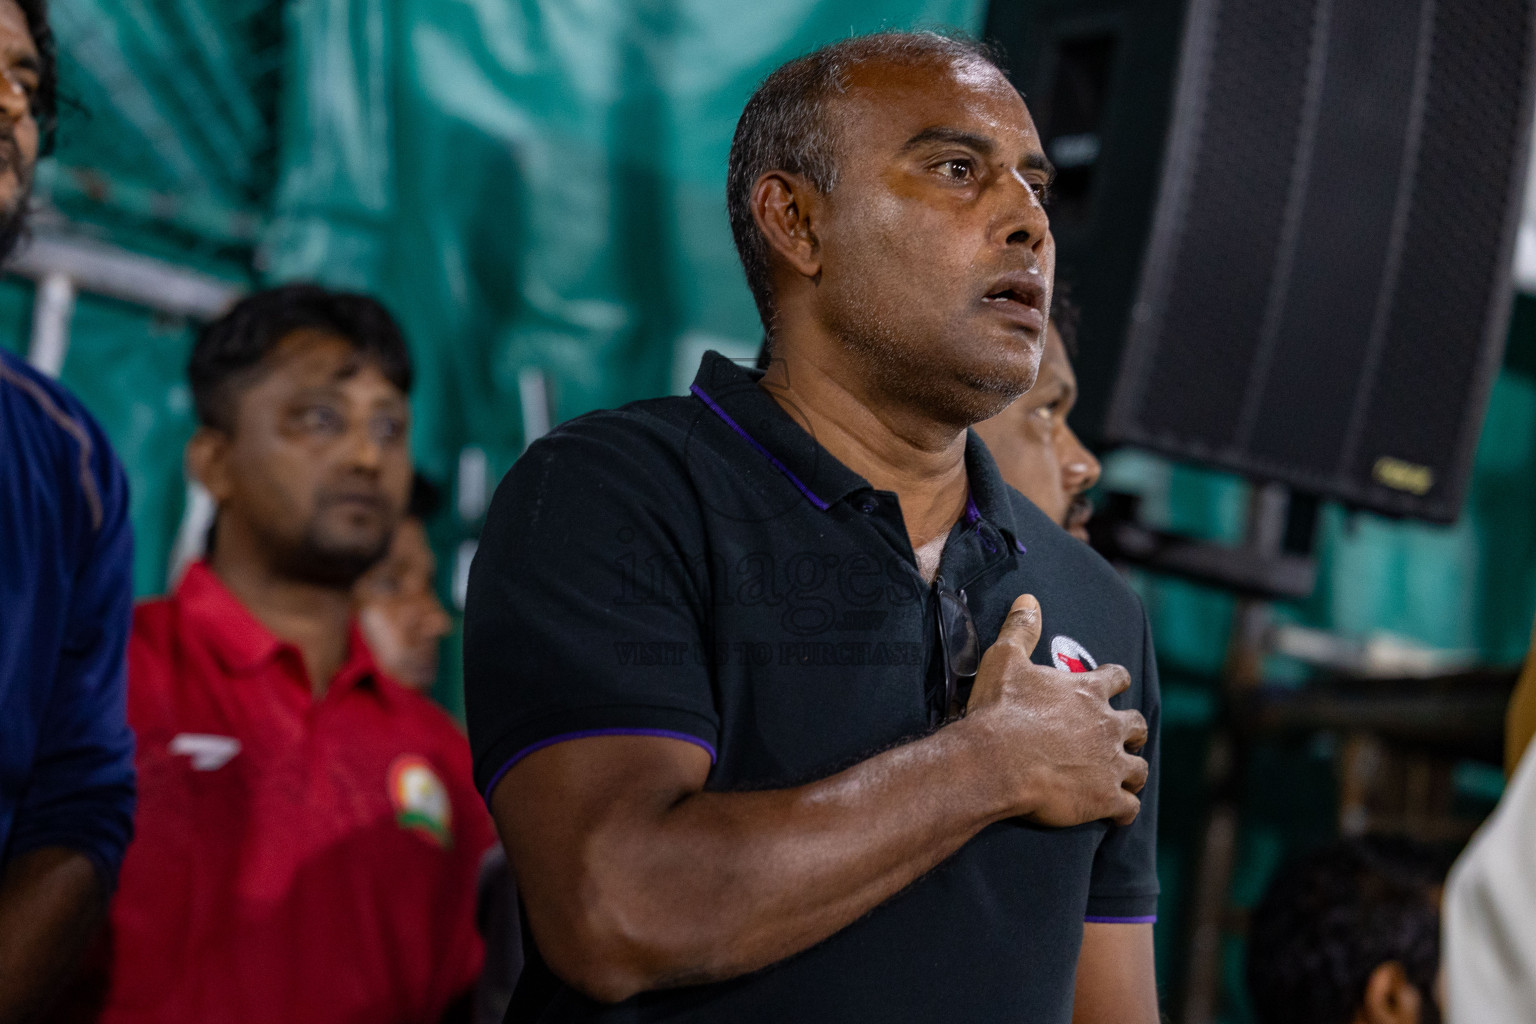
[465,31,1159,1024]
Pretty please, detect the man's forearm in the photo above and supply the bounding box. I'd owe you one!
[625,717,1021,980]
[0,847,108,1024]
[1073,922,1159,1024]
[503,715,1020,1001]
[500,603,1148,1003]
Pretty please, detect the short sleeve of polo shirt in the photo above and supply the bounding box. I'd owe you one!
[464,413,718,800]
[1084,602,1161,922]
[3,356,136,887]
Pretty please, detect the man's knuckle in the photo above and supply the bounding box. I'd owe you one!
[1005,608,1038,629]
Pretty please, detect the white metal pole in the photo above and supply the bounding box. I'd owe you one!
[27,271,75,377]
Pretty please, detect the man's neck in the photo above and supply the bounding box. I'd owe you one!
[208,534,355,698]
[759,342,969,554]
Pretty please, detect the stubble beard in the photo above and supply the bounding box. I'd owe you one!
[268,520,394,590]
[826,291,1040,430]
[0,140,35,266]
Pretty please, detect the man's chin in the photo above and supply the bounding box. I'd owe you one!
[954,353,1043,422]
[281,535,392,588]
[396,654,440,692]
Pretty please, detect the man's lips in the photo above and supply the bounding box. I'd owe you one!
[1066,496,1093,538]
[323,492,388,514]
[981,270,1048,332]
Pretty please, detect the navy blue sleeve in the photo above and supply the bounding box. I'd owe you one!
[1084,601,1161,922]
[8,411,137,887]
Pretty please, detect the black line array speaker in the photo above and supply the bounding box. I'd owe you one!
[986,0,1536,522]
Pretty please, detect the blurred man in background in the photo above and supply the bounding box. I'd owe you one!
[1247,837,1444,1024]
[355,473,453,692]
[99,284,493,1024]
[0,1,138,1020]
[973,297,1100,542]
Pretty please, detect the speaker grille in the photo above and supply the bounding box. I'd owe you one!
[1105,0,1536,521]
[1347,0,1533,508]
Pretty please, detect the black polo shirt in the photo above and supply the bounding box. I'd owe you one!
[465,351,1160,1024]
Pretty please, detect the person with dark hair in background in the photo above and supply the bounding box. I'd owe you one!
[466,31,1158,1024]
[973,295,1101,542]
[0,1,139,1021]
[97,284,494,1024]
[1247,837,1444,1024]
[356,473,454,692]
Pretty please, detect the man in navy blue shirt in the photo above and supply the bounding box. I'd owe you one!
[0,1,137,1019]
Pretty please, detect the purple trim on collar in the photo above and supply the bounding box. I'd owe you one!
[690,383,830,511]
[482,728,719,803]
[964,494,981,525]
[1084,915,1157,924]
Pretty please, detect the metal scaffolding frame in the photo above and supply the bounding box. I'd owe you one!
[9,227,245,377]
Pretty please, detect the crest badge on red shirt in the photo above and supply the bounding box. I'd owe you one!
[1050,635,1097,674]
[387,754,453,848]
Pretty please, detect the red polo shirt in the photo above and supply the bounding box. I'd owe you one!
[101,562,494,1024]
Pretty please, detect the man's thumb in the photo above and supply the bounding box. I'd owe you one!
[997,594,1043,658]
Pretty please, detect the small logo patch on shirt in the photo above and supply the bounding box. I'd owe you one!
[169,733,242,771]
[388,754,453,848]
[1050,636,1097,673]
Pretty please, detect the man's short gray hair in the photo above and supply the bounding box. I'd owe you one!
[726,31,1005,336]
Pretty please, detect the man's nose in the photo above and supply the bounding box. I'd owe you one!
[344,421,387,472]
[422,598,453,642]
[995,171,1051,255]
[1060,425,1101,495]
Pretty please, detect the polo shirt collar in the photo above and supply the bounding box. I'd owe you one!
[961,424,1022,541]
[174,561,384,695]
[690,349,870,511]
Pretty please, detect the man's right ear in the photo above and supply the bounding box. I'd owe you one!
[185,427,232,503]
[751,170,823,281]
[1358,961,1425,1024]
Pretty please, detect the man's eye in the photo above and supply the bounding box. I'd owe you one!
[938,158,975,181]
[299,406,345,434]
[371,416,407,444]
[5,67,37,102]
[366,574,402,598]
[1029,179,1052,203]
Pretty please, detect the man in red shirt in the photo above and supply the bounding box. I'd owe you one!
[100,284,494,1024]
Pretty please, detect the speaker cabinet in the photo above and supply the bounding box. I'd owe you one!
[986,0,1536,522]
